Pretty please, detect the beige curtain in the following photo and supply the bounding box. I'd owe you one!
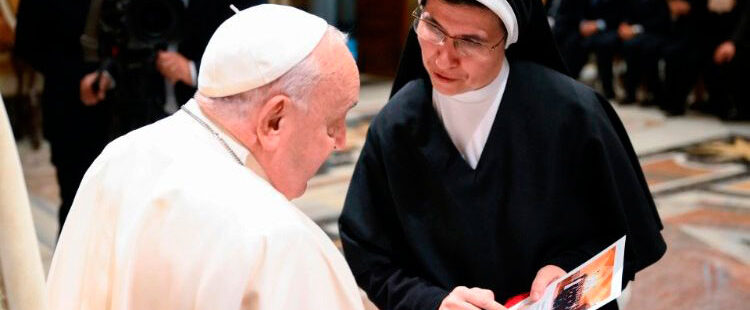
[0,94,47,310]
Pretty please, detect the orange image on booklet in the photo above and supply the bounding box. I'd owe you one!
[551,246,615,310]
[509,236,625,310]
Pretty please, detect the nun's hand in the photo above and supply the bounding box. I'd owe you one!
[714,41,736,64]
[156,51,193,85]
[439,286,507,310]
[529,265,566,302]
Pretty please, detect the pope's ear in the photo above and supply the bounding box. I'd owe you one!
[255,94,291,150]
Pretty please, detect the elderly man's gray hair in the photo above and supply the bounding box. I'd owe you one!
[195,26,348,118]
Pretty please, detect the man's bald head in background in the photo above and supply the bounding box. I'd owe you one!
[193,4,360,199]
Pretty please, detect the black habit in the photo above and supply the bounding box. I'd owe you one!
[339,1,666,310]
[341,60,666,310]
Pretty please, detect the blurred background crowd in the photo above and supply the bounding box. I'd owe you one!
[547,0,748,119]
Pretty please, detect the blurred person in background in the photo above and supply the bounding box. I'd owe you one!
[553,0,622,99]
[618,0,671,105]
[661,0,708,116]
[79,0,265,134]
[14,0,263,234]
[702,0,749,120]
[15,0,114,235]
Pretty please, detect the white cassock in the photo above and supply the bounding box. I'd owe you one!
[47,99,366,310]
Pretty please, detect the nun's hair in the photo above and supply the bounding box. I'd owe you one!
[196,26,347,118]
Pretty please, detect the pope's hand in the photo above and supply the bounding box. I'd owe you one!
[80,71,111,106]
[439,286,507,310]
[529,265,566,302]
[156,51,193,85]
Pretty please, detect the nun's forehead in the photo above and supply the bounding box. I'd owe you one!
[419,0,518,48]
[421,0,486,8]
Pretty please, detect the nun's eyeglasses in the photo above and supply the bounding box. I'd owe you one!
[411,7,505,58]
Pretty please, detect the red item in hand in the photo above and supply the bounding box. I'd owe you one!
[504,292,530,308]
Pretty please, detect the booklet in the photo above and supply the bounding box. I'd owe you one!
[509,236,626,310]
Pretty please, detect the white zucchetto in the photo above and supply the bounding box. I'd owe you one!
[198,4,328,97]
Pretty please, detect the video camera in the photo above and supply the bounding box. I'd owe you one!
[98,0,185,69]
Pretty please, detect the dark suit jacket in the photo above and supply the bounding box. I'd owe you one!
[14,0,102,144]
[554,0,624,38]
[705,0,750,49]
[622,0,671,35]
[14,0,266,120]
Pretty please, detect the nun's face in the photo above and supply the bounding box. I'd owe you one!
[419,0,506,95]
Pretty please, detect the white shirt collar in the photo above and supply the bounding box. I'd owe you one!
[432,58,510,169]
[435,63,506,103]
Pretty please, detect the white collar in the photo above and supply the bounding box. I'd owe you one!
[183,99,249,163]
[431,58,510,169]
[182,99,269,181]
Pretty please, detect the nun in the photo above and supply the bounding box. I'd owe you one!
[339,1,666,309]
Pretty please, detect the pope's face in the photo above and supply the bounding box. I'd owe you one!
[272,37,359,199]
[419,0,506,95]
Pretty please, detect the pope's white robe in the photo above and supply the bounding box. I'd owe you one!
[46,100,365,310]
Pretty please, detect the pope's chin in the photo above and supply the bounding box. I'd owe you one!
[278,182,307,200]
[270,177,308,200]
[291,183,309,200]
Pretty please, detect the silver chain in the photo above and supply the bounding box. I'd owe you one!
[180,106,244,165]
